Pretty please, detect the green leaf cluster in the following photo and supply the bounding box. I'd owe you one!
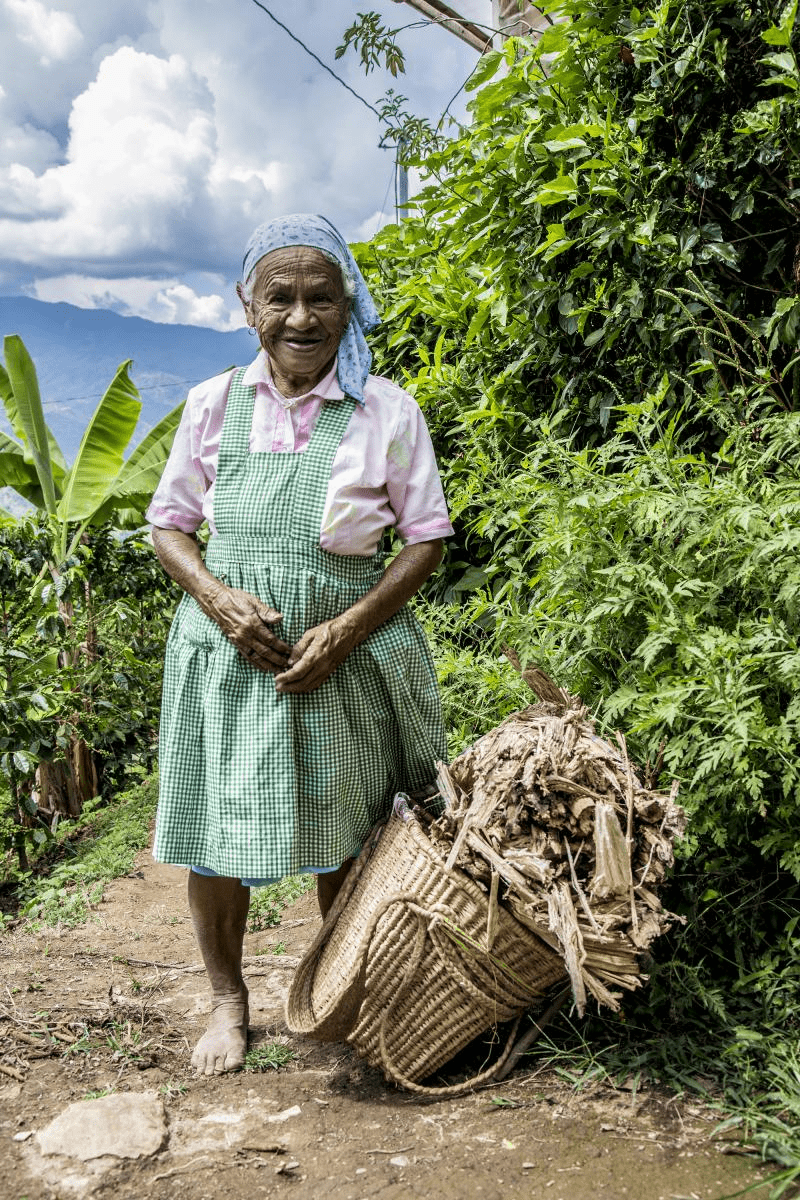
[0,334,183,560]
[352,1,800,1171]
[354,0,800,879]
[0,517,178,872]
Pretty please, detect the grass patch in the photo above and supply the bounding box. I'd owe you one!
[246,874,314,932]
[244,1041,296,1071]
[16,774,159,928]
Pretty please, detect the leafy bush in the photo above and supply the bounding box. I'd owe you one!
[351,0,799,880]
[16,774,159,926]
[343,0,799,1184]
[0,517,178,873]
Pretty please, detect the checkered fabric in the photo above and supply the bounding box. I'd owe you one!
[153,369,447,878]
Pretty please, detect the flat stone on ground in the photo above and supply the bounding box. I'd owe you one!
[37,1092,166,1161]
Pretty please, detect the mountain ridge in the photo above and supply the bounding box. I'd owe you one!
[0,296,254,462]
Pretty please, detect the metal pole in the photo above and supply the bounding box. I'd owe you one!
[396,140,409,211]
[391,0,490,54]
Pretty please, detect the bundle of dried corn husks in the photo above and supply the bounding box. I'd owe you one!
[427,654,686,1016]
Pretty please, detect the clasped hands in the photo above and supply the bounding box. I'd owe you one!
[207,584,356,693]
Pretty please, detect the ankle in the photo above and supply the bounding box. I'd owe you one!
[210,985,248,1006]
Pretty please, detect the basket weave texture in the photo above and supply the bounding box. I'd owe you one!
[285,806,567,1091]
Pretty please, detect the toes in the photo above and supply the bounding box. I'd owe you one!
[223,1049,245,1073]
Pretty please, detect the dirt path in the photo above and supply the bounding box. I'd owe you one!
[0,850,768,1200]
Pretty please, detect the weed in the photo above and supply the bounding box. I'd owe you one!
[105,1020,147,1065]
[246,875,314,932]
[17,776,158,928]
[82,1087,115,1101]
[159,1079,188,1100]
[61,1030,93,1059]
[243,1041,296,1072]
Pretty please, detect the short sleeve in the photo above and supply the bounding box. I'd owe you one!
[386,398,454,545]
[145,390,210,532]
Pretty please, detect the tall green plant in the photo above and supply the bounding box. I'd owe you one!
[349,0,799,481]
[0,334,183,816]
[0,334,183,559]
[0,517,177,869]
[340,5,800,1184]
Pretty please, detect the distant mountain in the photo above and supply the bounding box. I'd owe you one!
[0,297,255,462]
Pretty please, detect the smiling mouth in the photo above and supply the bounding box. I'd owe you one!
[283,337,323,349]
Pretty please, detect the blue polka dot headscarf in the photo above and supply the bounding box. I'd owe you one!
[241,213,380,405]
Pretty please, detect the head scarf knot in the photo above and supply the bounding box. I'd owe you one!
[241,213,380,405]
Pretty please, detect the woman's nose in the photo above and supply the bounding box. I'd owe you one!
[286,299,315,327]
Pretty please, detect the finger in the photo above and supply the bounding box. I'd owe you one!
[260,634,292,657]
[240,626,292,657]
[255,605,284,627]
[275,644,318,684]
[277,667,331,694]
[284,632,315,669]
[241,641,290,669]
[275,654,331,691]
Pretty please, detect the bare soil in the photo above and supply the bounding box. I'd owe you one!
[0,849,770,1200]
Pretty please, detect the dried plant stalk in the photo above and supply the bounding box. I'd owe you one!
[425,657,686,1017]
[592,802,633,900]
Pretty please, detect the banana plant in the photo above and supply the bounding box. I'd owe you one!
[0,334,183,560]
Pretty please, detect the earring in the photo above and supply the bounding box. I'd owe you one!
[247,325,256,336]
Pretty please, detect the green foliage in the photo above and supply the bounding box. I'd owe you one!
[15,774,159,926]
[246,874,315,932]
[243,1040,297,1071]
[0,517,177,869]
[351,1,800,877]
[414,598,534,757]
[467,399,800,878]
[355,0,799,460]
[347,0,799,1183]
[0,336,181,852]
[336,11,406,76]
[0,334,183,556]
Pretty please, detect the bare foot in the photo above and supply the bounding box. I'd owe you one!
[191,990,249,1075]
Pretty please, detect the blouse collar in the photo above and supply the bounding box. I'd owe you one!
[242,349,346,410]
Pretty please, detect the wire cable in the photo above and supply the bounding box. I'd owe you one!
[248,0,383,120]
[48,378,213,407]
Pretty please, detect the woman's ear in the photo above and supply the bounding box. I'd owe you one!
[236,282,254,326]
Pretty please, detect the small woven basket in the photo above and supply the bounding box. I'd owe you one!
[285,802,567,1094]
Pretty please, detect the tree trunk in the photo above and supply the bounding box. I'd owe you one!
[34,748,96,819]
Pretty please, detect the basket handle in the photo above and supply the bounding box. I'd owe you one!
[361,897,526,1097]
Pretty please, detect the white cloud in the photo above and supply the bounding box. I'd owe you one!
[0,1,480,326]
[29,272,245,329]
[354,209,394,242]
[0,46,237,261]
[0,121,61,172]
[3,0,83,63]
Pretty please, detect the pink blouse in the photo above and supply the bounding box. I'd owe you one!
[146,350,454,557]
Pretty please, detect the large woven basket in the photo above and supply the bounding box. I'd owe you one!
[285,803,567,1094]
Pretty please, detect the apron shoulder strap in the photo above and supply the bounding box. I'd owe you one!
[218,367,256,468]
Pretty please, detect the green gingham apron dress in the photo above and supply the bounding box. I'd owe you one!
[154,368,447,879]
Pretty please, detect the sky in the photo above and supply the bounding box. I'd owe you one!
[0,0,489,330]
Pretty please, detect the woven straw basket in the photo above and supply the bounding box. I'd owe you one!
[285,802,567,1095]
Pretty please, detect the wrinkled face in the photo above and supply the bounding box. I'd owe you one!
[238,246,349,396]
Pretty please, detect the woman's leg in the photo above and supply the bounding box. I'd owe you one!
[187,871,250,1075]
[316,858,355,918]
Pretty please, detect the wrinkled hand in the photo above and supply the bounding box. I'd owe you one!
[275,618,356,694]
[208,585,291,673]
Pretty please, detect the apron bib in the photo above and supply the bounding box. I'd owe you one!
[154,368,446,878]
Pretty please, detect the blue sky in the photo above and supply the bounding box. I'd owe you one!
[0,1,487,329]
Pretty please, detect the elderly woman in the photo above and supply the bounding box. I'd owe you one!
[146,214,452,1076]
